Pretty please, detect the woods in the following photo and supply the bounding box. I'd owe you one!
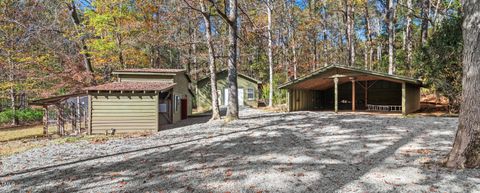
[0,0,479,169]
[0,0,463,108]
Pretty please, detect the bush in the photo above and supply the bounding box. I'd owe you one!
[415,15,463,113]
[0,108,43,125]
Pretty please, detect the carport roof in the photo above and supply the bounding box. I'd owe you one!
[278,65,423,90]
[30,93,87,106]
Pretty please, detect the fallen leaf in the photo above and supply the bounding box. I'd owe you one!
[225,169,233,177]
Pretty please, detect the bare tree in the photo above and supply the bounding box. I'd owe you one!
[207,0,240,120]
[67,1,94,73]
[183,0,221,120]
[364,0,372,69]
[420,0,430,46]
[387,0,395,74]
[200,1,221,120]
[405,0,413,70]
[266,0,274,107]
[446,0,480,168]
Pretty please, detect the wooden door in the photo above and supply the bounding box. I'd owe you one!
[181,98,188,120]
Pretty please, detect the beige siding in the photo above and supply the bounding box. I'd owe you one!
[90,93,158,134]
[172,74,193,122]
[405,83,421,114]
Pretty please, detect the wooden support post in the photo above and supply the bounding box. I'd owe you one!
[83,110,87,130]
[70,103,76,133]
[76,96,81,134]
[364,81,368,108]
[334,77,339,113]
[43,105,49,136]
[351,78,356,112]
[287,89,292,112]
[56,104,64,136]
[402,82,406,115]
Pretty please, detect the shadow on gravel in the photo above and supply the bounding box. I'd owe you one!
[1,111,474,192]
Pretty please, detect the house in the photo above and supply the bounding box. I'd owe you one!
[84,69,194,134]
[279,65,423,115]
[195,70,262,112]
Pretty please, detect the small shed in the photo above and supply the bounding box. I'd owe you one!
[279,65,423,115]
[196,70,261,112]
[85,68,194,134]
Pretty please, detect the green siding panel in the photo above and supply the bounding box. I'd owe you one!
[196,71,259,112]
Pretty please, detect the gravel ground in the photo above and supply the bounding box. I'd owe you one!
[0,108,479,193]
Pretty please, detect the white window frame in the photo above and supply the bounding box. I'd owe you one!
[247,88,255,100]
[175,95,181,112]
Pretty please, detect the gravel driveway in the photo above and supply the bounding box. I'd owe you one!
[1,108,479,192]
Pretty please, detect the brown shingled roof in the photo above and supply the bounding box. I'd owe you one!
[114,68,186,73]
[84,82,176,91]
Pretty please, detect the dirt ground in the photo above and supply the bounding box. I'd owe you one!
[0,108,479,192]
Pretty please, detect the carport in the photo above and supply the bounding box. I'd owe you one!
[279,65,423,115]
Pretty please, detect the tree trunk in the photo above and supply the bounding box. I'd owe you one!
[446,0,480,168]
[350,2,355,66]
[67,1,94,73]
[10,87,17,126]
[420,0,430,46]
[405,0,413,71]
[364,1,371,69]
[432,0,441,30]
[292,34,297,79]
[267,0,274,107]
[322,0,328,67]
[200,1,221,120]
[345,0,352,66]
[225,0,239,121]
[7,54,18,126]
[387,0,395,74]
[192,28,198,81]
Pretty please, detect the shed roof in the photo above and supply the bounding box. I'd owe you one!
[197,69,262,84]
[113,68,186,73]
[279,65,422,90]
[84,82,176,92]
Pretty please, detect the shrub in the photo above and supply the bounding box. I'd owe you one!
[0,108,43,125]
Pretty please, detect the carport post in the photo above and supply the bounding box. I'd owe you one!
[42,105,49,136]
[402,82,406,115]
[287,89,292,112]
[350,78,356,112]
[334,77,338,113]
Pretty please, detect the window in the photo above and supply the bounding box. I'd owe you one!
[247,88,254,100]
[175,95,181,112]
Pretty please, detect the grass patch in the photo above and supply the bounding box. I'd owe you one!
[0,125,56,142]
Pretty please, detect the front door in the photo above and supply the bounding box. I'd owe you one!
[224,88,244,106]
[224,89,228,106]
[181,98,188,120]
[238,89,244,106]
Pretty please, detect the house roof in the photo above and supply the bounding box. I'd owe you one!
[197,69,262,84]
[84,82,176,92]
[279,65,422,90]
[112,68,192,83]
